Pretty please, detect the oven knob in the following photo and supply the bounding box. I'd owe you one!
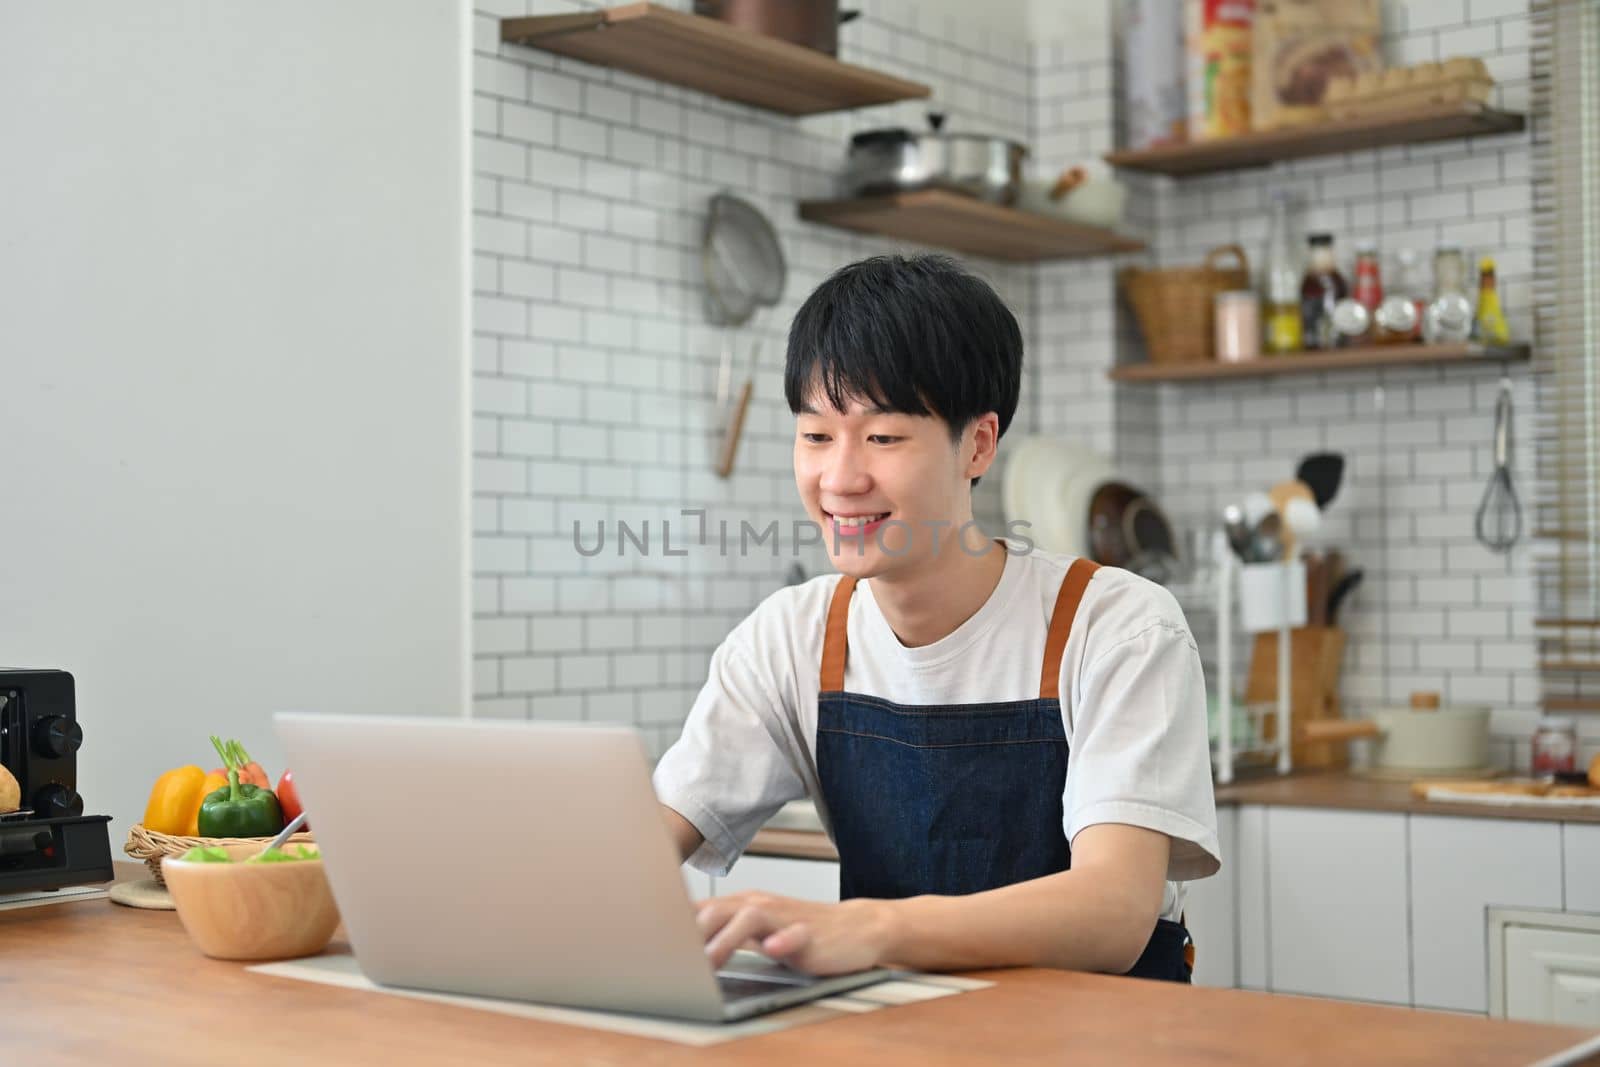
[32,716,83,759]
[34,784,83,820]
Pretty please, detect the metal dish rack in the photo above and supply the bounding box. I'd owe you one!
[1172,532,1305,785]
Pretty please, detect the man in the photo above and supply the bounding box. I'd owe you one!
[653,254,1218,982]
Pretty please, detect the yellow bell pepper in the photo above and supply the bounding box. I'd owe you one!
[142,765,208,836]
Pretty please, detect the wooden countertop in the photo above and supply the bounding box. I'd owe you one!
[1213,770,1600,824]
[747,772,1600,861]
[9,883,1599,1067]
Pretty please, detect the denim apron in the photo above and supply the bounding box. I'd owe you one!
[815,557,1194,982]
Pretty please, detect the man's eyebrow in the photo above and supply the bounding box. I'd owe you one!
[797,403,892,416]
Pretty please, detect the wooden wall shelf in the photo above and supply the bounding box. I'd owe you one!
[1104,102,1525,177]
[500,4,930,117]
[1107,343,1529,383]
[799,190,1146,262]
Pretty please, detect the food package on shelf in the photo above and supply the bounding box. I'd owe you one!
[1324,57,1494,119]
[1186,0,1254,140]
[1120,0,1188,150]
[1251,0,1383,130]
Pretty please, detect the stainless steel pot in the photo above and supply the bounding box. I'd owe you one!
[844,113,1026,204]
[692,0,859,56]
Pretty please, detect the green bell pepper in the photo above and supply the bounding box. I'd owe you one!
[197,735,283,838]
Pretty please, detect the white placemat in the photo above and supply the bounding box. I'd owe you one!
[248,950,991,1047]
[0,883,111,911]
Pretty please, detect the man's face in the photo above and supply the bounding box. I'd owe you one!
[793,388,998,581]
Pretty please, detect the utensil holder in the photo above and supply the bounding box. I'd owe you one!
[1238,559,1308,633]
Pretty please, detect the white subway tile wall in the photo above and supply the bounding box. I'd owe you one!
[1128,0,1559,768]
[473,0,1583,769]
[471,1,1039,755]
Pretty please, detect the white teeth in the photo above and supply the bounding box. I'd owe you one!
[834,513,887,527]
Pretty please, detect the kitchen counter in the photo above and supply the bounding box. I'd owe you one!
[1213,770,1600,824]
[9,881,1599,1067]
[747,771,1600,862]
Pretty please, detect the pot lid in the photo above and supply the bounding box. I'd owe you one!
[850,127,915,148]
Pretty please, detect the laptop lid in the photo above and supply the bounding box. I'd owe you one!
[273,712,728,1021]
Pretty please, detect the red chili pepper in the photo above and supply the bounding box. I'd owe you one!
[276,768,307,830]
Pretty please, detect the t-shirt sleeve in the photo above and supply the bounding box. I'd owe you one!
[1062,590,1221,882]
[651,633,808,876]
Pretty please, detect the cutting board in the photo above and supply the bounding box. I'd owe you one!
[1409,778,1600,806]
[1249,626,1347,768]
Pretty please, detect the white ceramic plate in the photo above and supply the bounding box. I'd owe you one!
[1002,435,1118,559]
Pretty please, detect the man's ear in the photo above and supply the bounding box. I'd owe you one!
[964,413,1001,481]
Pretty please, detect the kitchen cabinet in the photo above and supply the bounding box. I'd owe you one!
[1264,808,1411,1005]
[1183,805,1237,988]
[1409,816,1563,1013]
[1215,798,1599,1011]
[1237,804,1270,990]
[1492,910,1600,1026]
[1564,824,1600,914]
[711,855,840,903]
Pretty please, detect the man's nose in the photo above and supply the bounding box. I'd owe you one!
[819,441,871,496]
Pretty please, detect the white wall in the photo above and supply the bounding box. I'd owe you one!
[0,1,471,836]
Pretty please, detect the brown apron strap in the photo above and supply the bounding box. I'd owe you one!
[1039,558,1100,701]
[819,576,858,692]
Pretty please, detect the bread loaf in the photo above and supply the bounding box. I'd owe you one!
[0,764,19,814]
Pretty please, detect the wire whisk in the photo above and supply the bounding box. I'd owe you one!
[1475,376,1522,554]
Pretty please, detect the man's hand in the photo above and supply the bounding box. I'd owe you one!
[696,892,898,975]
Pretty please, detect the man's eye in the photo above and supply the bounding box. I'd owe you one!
[801,433,829,443]
[868,435,901,445]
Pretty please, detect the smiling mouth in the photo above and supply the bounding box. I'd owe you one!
[826,511,890,537]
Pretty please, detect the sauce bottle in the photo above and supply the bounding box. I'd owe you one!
[1475,255,1511,345]
[1300,233,1348,350]
[1263,192,1302,354]
[1353,243,1383,318]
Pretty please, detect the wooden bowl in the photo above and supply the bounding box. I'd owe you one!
[161,842,340,961]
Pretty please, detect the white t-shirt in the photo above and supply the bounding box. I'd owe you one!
[652,546,1221,921]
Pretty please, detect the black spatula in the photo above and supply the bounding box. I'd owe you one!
[1296,452,1345,510]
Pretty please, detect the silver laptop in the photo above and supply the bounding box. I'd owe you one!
[273,712,892,1022]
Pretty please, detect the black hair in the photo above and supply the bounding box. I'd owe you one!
[784,255,1023,475]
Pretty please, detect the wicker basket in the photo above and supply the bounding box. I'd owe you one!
[1120,244,1251,364]
[125,823,317,887]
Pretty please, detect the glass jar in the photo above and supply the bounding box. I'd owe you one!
[1214,291,1261,362]
[1531,716,1578,775]
[1374,248,1424,344]
[1423,246,1474,343]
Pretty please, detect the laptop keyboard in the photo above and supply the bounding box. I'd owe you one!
[716,958,817,1002]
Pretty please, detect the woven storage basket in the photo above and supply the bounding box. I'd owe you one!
[1120,244,1251,364]
[125,823,316,887]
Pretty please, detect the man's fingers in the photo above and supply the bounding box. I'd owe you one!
[703,906,783,970]
[760,921,812,963]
